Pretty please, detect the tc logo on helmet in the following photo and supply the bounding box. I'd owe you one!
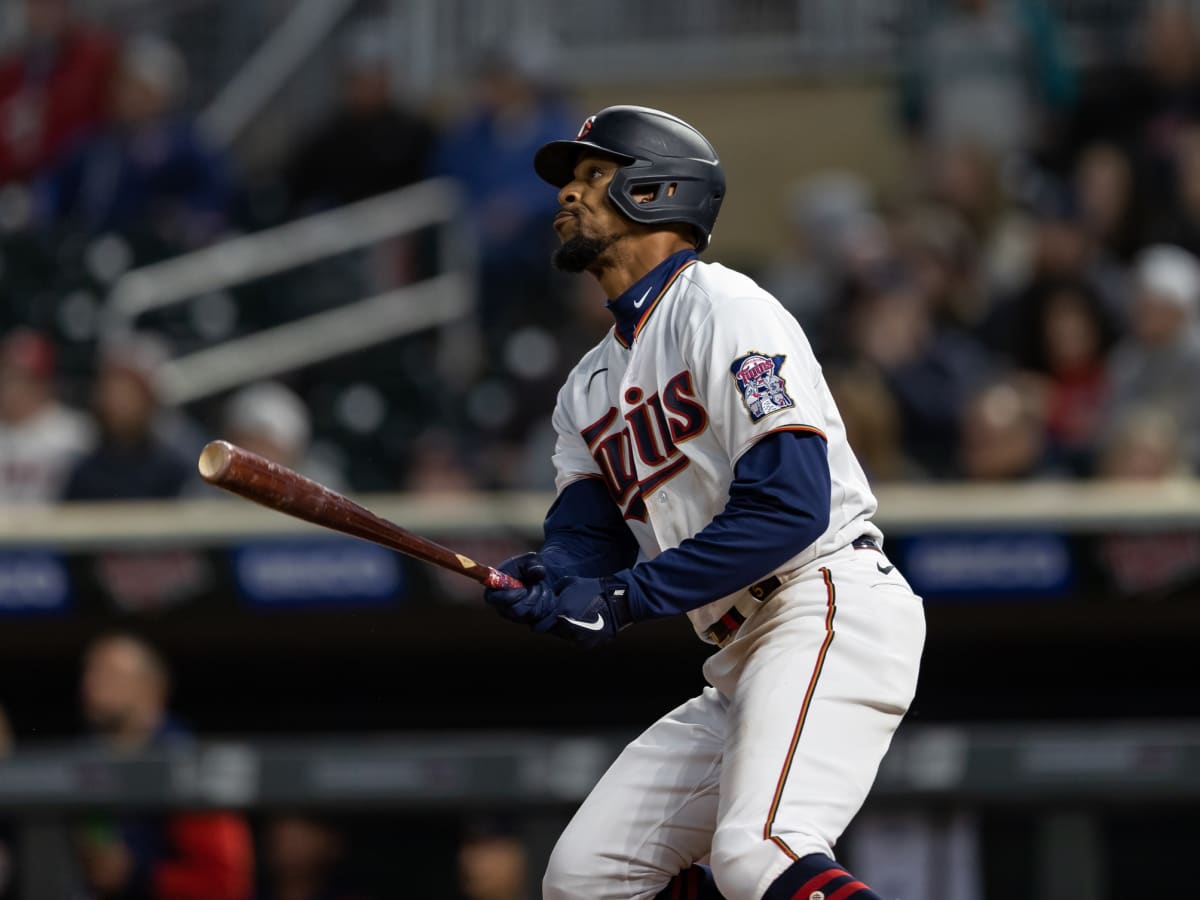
[576,116,596,139]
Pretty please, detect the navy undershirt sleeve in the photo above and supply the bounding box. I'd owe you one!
[541,477,641,578]
[617,431,831,620]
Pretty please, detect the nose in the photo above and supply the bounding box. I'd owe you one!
[558,183,580,207]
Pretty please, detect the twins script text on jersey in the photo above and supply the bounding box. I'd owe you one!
[581,371,707,521]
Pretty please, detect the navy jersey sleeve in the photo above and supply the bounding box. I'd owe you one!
[617,430,831,619]
[541,477,641,578]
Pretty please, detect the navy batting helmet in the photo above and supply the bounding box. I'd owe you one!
[534,106,725,252]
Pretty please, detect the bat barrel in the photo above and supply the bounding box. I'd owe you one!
[196,439,523,590]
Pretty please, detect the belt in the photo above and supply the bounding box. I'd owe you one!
[703,536,880,647]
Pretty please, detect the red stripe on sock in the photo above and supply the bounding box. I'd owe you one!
[791,868,849,899]
[826,881,871,900]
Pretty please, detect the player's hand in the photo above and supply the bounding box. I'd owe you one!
[498,551,553,586]
[534,576,634,648]
[483,552,556,624]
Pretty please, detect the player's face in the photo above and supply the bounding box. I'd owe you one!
[551,155,632,272]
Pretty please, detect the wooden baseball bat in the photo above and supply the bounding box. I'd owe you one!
[197,440,522,590]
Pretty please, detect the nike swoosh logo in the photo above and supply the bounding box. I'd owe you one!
[559,613,605,631]
[877,562,895,575]
[633,287,653,309]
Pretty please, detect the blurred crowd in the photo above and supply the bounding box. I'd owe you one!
[1,0,1200,508]
[781,0,1200,487]
[0,632,532,900]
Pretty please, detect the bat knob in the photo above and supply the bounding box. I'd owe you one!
[198,440,235,482]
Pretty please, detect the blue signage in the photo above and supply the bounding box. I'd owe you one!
[0,551,71,615]
[232,539,404,608]
[898,532,1074,599]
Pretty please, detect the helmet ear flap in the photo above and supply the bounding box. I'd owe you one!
[607,164,718,250]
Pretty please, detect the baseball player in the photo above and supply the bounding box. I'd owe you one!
[484,106,925,900]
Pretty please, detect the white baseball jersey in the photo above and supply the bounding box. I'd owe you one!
[550,256,883,639]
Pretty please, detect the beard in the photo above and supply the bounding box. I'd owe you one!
[552,232,616,273]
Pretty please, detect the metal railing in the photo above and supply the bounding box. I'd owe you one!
[198,0,358,148]
[102,176,472,405]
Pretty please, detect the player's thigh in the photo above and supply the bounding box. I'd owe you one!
[711,556,925,899]
[544,686,726,900]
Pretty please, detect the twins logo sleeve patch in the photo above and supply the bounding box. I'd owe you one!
[730,352,794,422]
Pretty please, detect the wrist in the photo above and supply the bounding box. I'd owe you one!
[602,573,641,627]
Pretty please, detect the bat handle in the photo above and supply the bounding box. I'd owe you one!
[484,568,524,590]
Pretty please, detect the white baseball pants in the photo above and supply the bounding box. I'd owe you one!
[543,542,925,900]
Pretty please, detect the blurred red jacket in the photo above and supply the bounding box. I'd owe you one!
[0,26,117,184]
[153,812,255,900]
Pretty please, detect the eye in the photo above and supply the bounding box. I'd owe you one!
[588,166,604,180]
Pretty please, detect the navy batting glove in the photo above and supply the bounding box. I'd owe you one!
[532,575,636,648]
[500,551,555,584]
[483,552,557,624]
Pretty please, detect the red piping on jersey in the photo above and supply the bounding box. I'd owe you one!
[613,259,698,348]
[760,423,828,442]
[764,566,837,861]
[735,424,828,467]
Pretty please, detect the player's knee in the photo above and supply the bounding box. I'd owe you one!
[710,825,830,900]
[708,825,768,900]
[542,829,610,900]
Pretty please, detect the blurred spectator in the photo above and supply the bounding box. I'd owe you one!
[0,0,117,184]
[826,362,912,482]
[457,817,527,900]
[1097,410,1200,595]
[895,204,987,330]
[959,376,1046,480]
[0,327,94,503]
[285,22,433,214]
[985,177,1127,353]
[433,45,576,355]
[1148,123,1200,255]
[1074,141,1141,262]
[221,381,344,490]
[760,172,882,347]
[1107,244,1200,468]
[62,333,189,501]
[1125,5,1200,197]
[847,272,992,479]
[76,632,254,899]
[1099,409,1192,481]
[1022,280,1116,475]
[400,428,479,494]
[258,814,370,900]
[899,0,1075,158]
[37,34,231,250]
[917,143,1034,300]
